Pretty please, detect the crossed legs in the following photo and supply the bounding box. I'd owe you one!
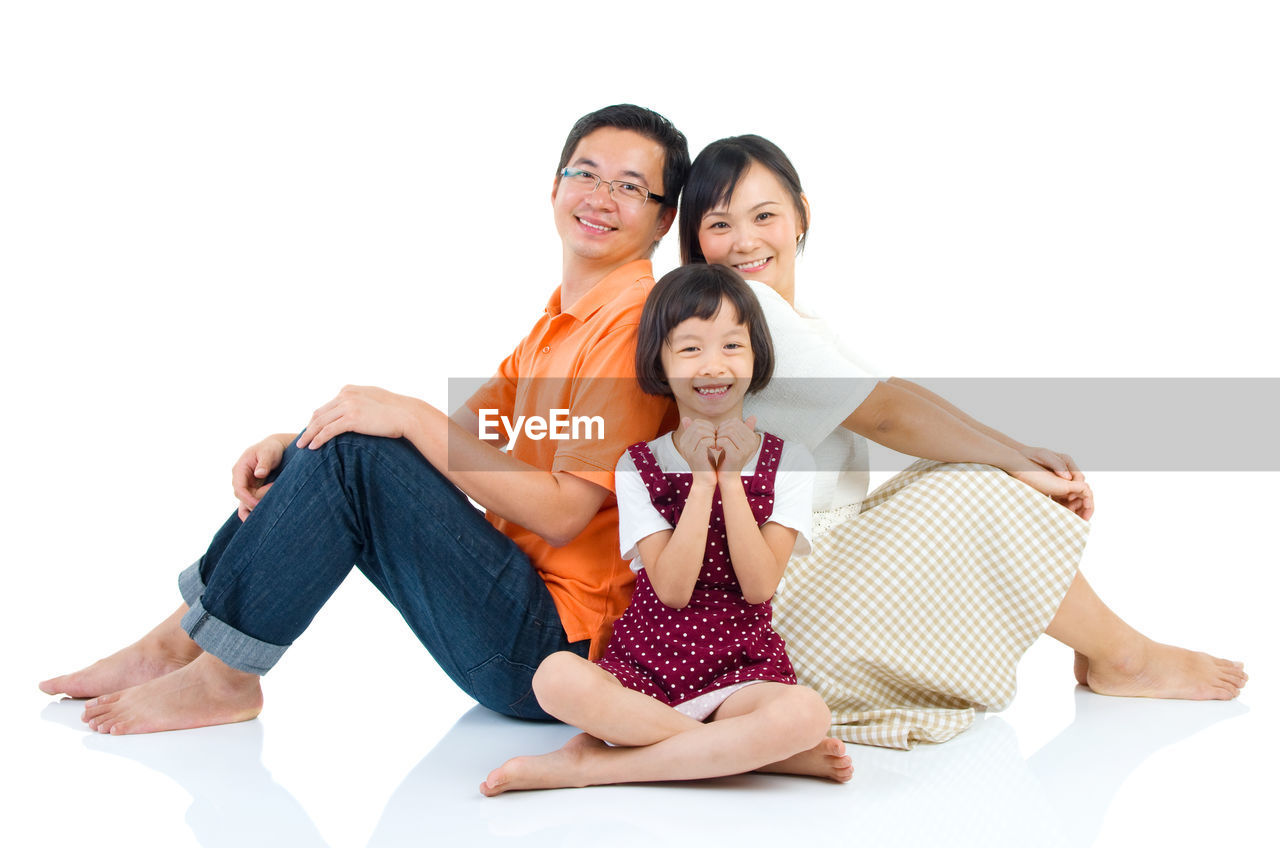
[479,652,853,796]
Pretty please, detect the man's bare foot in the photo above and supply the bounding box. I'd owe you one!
[1078,638,1247,700]
[756,736,853,782]
[81,652,262,735]
[40,605,202,699]
[479,733,604,797]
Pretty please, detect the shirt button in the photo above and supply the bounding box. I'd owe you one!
[541,345,552,354]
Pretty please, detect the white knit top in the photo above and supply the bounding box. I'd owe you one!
[742,281,883,515]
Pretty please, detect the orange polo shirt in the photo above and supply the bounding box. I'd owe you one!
[466,259,672,658]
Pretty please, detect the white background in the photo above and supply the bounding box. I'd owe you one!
[2,2,1276,846]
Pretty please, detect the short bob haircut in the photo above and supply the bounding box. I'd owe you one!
[678,134,809,265]
[634,263,775,398]
[556,104,690,212]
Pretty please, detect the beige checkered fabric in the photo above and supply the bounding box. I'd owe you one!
[773,460,1090,750]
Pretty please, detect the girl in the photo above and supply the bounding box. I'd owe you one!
[479,263,852,796]
[678,135,1246,750]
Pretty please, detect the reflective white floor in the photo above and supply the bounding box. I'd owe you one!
[11,474,1276,848]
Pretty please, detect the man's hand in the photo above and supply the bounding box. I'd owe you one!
[232,434,289,520]
[296,385,423,451]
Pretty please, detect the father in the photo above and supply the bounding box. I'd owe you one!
[40,104,688,733]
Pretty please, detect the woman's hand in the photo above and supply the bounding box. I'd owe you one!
[1009,462,1094,521]
[231,434,289,520]
[714,416,760,483]
[675,417,720,489]
[296,385,421,451]
[1017,446,1093,519]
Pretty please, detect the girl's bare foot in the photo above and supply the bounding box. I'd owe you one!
[1078,638,1247,700]
[479,733,604,797]
[756,736,853,782]
[81,652,262,735]
[41,606,202,699]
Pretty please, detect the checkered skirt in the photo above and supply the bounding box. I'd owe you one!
[771,460,1090,750]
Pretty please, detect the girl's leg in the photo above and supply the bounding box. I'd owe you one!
[1046,571,1246,700]
[533,654,851,780]
[532,652,701,746]
[480,682,834,795]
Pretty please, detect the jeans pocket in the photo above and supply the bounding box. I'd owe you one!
[465,654,551,721]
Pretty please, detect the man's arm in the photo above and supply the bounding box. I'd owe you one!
[297,386,608,547]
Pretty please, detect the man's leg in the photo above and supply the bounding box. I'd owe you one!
[82,433,586,733]
[42,454,297,700]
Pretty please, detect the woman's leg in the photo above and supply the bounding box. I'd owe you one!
[1046,571,1247,699]
[480,682,837,795]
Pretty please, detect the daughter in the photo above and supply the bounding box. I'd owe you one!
[480,264,851,796]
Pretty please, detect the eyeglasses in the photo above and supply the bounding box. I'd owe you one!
[560,168,666,207]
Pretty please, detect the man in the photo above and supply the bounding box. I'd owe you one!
[40,104,689,733]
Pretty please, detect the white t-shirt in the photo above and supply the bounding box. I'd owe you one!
[614,431,815,572]
[742,280,885,513]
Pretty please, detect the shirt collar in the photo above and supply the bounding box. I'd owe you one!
[544,259,655,322]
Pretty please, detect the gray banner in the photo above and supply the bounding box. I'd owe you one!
[448,377,1280,471]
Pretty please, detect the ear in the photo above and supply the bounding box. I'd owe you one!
[551,174,562,207]
[653,205,677,242]
[797,193,811,242]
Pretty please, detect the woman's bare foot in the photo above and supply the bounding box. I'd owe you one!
[479,733,604,797]
[756,736,853,782]
[1074,650,1090,687]
[40,605,202,699]
[1078,638,1247,700]
[81,652,262,735]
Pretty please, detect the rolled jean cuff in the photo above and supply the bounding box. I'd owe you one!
[178,563,287,675]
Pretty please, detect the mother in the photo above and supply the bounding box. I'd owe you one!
[679,136,1245,749]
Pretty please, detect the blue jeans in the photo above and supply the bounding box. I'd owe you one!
[176,433,588,720]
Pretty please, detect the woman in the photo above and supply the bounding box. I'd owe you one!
[678,135,1246,749]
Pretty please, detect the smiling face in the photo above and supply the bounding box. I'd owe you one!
[696,162,808,305]
[659,297,755,427]
[552,127,675,282]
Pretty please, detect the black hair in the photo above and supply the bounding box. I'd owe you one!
[556,104,690,211]
[634,263,775,397]
[678,135,809,264]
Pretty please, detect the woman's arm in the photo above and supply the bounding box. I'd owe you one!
[888,377,1026,451]
[845,381,1093,518]
[889,377,1086,483]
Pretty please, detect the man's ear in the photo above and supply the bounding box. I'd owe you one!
[551,175,561,207]
[654,205,677,242]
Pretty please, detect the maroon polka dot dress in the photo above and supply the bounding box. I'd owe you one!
[596,433,797,709]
